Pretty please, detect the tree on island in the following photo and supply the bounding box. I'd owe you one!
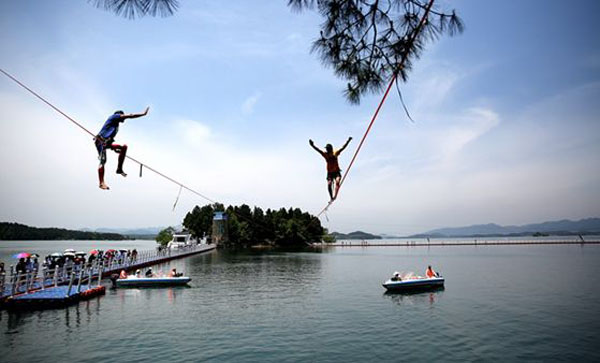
[182,204,325,248]
[88,0,463,104]
[155,226,175,246]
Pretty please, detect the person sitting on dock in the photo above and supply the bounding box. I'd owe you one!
[119,270,128,279]
[95,107,149,190]
[309,137,352,201]
[426,265,438,278]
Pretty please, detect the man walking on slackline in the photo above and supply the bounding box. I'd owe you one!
[309,137,352,201]
[95,107,149,190]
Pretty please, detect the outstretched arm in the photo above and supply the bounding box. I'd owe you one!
[309,139,325,155]
[337,137,353,154]
[123,106,150,120]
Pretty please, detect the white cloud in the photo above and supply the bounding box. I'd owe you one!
[241,92,262,115]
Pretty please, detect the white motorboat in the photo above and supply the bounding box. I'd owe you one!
[382,272,444,292]
[167,233,195,249]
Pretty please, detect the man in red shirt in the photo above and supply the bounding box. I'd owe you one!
[309,137,352,201]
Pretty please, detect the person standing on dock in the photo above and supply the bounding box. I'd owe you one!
[309,137,352,201]
[95,107,149,190]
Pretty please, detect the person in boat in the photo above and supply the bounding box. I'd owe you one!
[95,107,149,190]
[426,265,438,278]
[309,137,352,201]
[168,268,176,278]
[119,270,128,279]
[391,272,402,282]
[145,268,153,278]
[135,269,141,278]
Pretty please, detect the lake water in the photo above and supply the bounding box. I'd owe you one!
[1,240,600,362]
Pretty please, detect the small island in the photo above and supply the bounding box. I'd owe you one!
[156,203,326,248]
[330,231,382,240]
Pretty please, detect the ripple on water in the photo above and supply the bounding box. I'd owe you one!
[2,245,600,362]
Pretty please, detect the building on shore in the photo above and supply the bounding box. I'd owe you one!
[212,211,228,246]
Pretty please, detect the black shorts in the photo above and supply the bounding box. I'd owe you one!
[327,170,341,181]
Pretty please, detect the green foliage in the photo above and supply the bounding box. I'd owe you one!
[0,222,127,240]
[89,0,463,104]
[322,228,336,243]
[184,204,325,248]
[290,0,464,104]
[89,0,179,19]
[0,222,127,241]
[155,226,175,246]
[183,205,214,239]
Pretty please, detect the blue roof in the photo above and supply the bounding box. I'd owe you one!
[213,211,228,220]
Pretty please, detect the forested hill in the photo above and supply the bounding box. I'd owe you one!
[0,222,127,240]
[330,231,382,240]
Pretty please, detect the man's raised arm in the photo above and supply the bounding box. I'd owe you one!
[123,106,150,120]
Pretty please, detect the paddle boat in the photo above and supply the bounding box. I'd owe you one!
[114,276,192,287]
[110,269,191,287]
[382,271,444,292]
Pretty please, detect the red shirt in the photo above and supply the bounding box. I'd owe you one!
[322,151,341,173]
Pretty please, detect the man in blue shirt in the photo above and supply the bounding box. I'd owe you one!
[95,107,149,190]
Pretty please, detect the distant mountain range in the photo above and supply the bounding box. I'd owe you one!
[410,218,600,238]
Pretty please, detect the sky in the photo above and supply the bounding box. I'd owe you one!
[0,0,599,235]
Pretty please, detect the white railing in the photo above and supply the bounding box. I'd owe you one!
[2,243,211,299]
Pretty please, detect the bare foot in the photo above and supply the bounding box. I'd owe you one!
[99,183,110,190]
[116,170,127,177]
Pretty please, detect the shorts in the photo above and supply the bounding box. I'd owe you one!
[95,137,114,166]
[327,170,341,181]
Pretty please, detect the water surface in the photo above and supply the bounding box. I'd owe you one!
[1,241,599,362]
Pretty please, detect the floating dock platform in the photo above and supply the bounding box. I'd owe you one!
[3,285,106,311]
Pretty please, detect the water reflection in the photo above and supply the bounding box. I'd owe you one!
[383,287,445,306]
[1,295,105,334]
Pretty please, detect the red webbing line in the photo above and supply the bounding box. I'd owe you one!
[315,0,435,218]
[314,74,397,218]
[337,74,397,195]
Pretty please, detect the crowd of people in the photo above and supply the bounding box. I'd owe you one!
[1,248,140,278]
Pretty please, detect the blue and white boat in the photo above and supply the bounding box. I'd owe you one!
[382,272,444,292]
[114,276,191,287]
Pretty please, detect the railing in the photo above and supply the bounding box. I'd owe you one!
[1,243,212,300]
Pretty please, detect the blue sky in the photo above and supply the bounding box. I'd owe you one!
[1,0,599,235]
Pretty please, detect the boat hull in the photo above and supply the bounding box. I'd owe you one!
[116,277,191,287]
[382,277,444,292]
